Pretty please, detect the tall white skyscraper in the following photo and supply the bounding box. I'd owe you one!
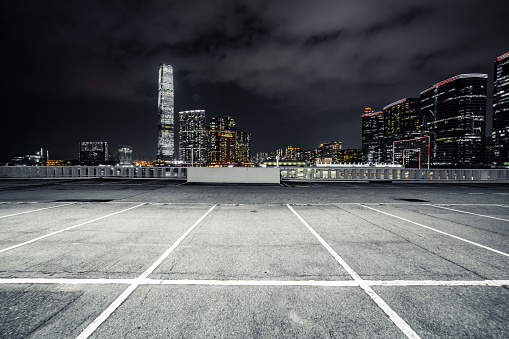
[157,64,174,161]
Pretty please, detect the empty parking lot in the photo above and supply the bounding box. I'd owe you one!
[0,179,508,338]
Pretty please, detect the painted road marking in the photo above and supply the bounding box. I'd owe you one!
[288,205,420,339]
[360,204,509,258]
[0,203,73,219]
[430,204,509,222]
[0,278,507,287]
[76,204,217,339]
[0,203,146,253]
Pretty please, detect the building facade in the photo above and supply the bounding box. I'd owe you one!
[382,98,421,163]
[236,131,252,165]
[492,52,509,167]
[283,146,303,160]
[317,141,342,158]
[117,145,133,165]
[399,98,422,139]
[361,108,384,163]
[157,64,175,161]
[207,116,236,165]
[420,74,487,167]
[338,149,362,164]
[79,142,108,164]
[393,136,430,168]
[179,110,207,165]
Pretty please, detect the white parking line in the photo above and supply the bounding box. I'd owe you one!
[0,278,508,287]
[288,205,420,339]
[0,203,145,253]
[360,204,509,258]
[0,203,73,219]
[430,204,509,222]
[76,204,217,339]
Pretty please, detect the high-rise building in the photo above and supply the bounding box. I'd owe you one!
[338,149,362,164]
[179,110,207,165]
[117,145,133,165]
[317,141,342,158]
[399,98,421,139]
[420,74,487,167]
[207,116,236,165]
[492,52,509,167]
[361,107,384,163]
[282,146,303,160]
[157,64,175,161]
[381,98,422,163]
[79,142,108,164]
[236,131,252,164]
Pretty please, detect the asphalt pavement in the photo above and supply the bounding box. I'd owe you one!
[0,179,508,338]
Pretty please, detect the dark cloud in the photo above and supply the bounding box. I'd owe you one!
[1,0,508,161]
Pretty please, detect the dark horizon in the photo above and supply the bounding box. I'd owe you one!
[1,1,508,162]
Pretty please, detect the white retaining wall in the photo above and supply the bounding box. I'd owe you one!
[187,167,280,184]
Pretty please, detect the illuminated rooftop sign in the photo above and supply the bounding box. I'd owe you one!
[497,52,509,61]
[180,110,206,114]
[362,111,383,118]
[420,73,488,95]
[383,98,407,110]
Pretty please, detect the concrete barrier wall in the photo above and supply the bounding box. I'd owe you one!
[1,166,509,182]
[187,167,280,183]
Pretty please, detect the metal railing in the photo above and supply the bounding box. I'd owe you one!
[1,166,509,182]
[280,167,509,181]
[0,166,187,179]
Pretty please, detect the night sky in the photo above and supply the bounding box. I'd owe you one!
[1,1,508,162]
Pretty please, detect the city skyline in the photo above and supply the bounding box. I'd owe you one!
[1,1,508,162]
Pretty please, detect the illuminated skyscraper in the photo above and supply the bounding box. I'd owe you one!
[492,52,509,167]
[283,146,303,160]
[179,110,207,165]
[207,116,236,165]
[420,74,487,167]
[79,142,108,164]
[361,107,384,163]
[236,131,252,164]
[157,64,174,161]
[382,98,420,162]
[317,141,342,159]
[117,145,133,165]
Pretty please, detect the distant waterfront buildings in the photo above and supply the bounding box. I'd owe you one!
[179,110,207,166]
[492,52,509,167]
[79,142,108,165]
[317,141,342,159]
[420,74,487,167]
[157,64,175,161]
[338,149,362,163]
[117,145,133,165]
[11,148,48,166]
[283,146,303,160]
